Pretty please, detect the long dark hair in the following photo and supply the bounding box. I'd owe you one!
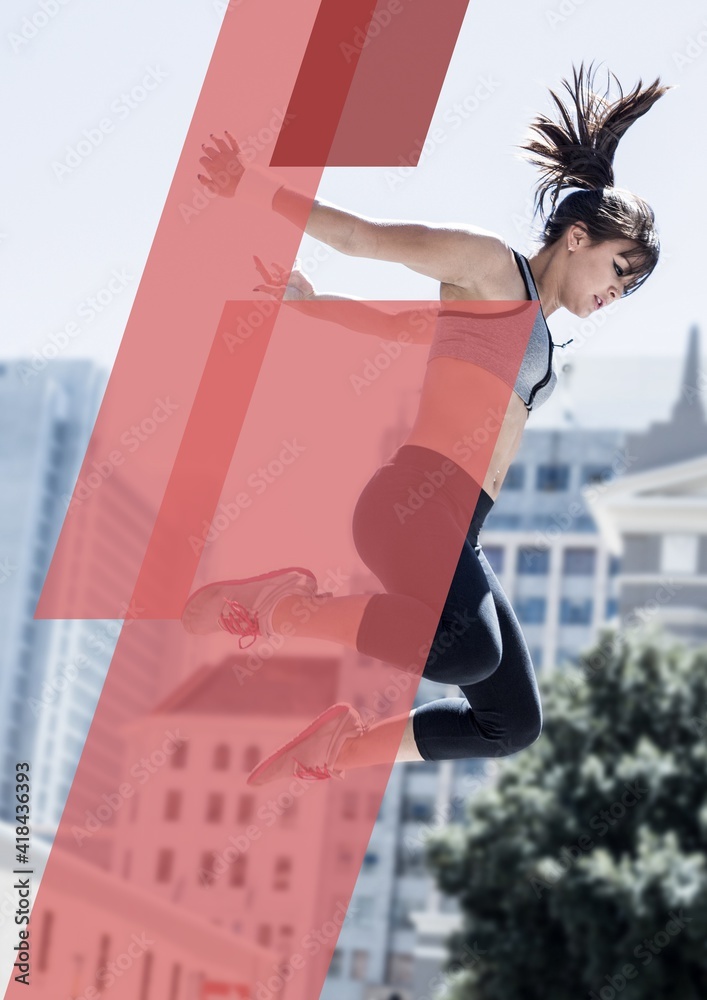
[518,62,673,294]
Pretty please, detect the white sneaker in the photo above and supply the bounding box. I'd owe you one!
[181,567,326,647]
[246,703,366,786]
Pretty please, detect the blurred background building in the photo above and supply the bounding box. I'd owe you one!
[0,360,185,869]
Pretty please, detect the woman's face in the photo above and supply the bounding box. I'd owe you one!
[561,225,638,318]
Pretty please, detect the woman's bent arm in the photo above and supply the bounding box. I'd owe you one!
[272,184,508,289]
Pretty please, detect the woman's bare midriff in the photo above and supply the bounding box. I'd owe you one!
[402,356,528,501]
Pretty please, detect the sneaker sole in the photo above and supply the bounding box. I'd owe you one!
[246,703,356,787]
[181,566,318,635]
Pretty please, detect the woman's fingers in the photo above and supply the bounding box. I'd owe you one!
[199,155,216,172]
[269,261,289,281]
[200,142,219,160]
[252,254,275,283]
[210,133,230,154]
[197,173,218,195]
[224,130,241,153]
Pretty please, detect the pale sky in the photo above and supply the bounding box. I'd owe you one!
[1,0,705,391]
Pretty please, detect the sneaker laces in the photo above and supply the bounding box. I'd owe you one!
[292,758,336,781]
[218,598,259,649]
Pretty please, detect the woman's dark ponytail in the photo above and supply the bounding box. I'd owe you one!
[520,61,671,217]
[518,62,673,294]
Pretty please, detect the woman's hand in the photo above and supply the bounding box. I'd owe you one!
[197,131,244,197]
[252,256,316,301]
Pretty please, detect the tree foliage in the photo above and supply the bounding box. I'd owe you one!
[424,624,707,999]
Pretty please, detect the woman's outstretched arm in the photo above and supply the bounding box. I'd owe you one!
[253,258,438,343]
[198,133,509,290]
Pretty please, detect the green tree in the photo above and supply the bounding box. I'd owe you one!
[424,624,707,999]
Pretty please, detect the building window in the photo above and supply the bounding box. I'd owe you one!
[37,910,54,973]
[156,848,174,883]
[351,950,369,981]
[281,796,299,828]
[505,464,525,490]
[351,897,376,929]
[362,851,379,872]
[341,792,358,821]
[337,844,354,869]
[168,964,182,1000]
[517,546,550,574]
[237,794,255,824]
[562,547,596,575]
[486,513,521,529]
[229,855,247,888]
[581,464,613,486]
[257,925,272,948]
[205,792,224,823]
[605,597,619,619]
[392,899,416,930]
[403,798,435,822]
[559,598,593,625]
[171,741,188,769]
[277,925,295,951]
[536,464,570,491]
[328,949,344,977]
[213,744,230,770]
[608,554,621,576]
[516,597,546,625]
[483,545,504,574]
[397,846,427,877]
[139,951,153,1000]
[243,745,261,772]
[661,533,698,574]
[198,851,218,887]
[386,952,415,986]
[273,856,292,891]
[164,790,181,821]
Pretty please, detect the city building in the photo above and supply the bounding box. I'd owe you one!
[115,653,363,1000]
[0,359,185,871]
[0,820,280,999]
[0,360,107,828]
[588,326,707,644]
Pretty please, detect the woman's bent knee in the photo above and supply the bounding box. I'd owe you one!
[499,715,543,756]
[422,622,502,686]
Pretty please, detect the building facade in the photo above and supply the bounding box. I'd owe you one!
[0,359,184,870]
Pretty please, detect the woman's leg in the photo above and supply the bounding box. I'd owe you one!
[349,447,503,681]
[337,544,542,770]
[264,446,527,772]
[270,592,374,650]
[411,544,542,761]
[336,710,425,767]
[271,446,502,684]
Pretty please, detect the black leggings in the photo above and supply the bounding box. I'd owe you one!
[352,444,542,761]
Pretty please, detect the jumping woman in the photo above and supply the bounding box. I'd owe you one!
[183,63,670,786]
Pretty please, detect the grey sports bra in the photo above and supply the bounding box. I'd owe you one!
[427,249,570,412]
